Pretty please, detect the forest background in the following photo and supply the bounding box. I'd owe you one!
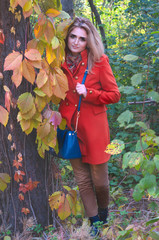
[0,0,159,239]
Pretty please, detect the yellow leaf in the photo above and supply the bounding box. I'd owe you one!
[22,59,35,84]
[49,191,64,210]
[28,59,42,69]
[37,121,50,139]
[0,106,9,127]
[11,63,23,88]
[38,13,46,26]
[50,72,56,87]
[46,8,61,17]
[56,19,72,38]
[59,118,66,130]
[18,0,28,7]
[33,112,42,122]
[52,68,68,99]
[4,51,23,71]
[35,95,47,112]
[27,39,38,50]
[34,23,45,39]
[33,1,41,14]
[20,119,31,131]
[10,27,15,35]
[17,92,34,114]
[21,104,36,120]
[23,0,32,12]
[36,69,48,88]
[34,88,46,97]
[51,95,61,105]
[44,20,55,44]
[51,36,60,50]
[25,121,34,135]
[58,196,71,220]
[41,77,53,97]
[43,125,56,148]
[75,200,84,217]
[66,189,77,215]
[25,49,41,61]
[46,44,56,64]
[10,0,18,9]
[0,173,11,191]
[105,139,125,155]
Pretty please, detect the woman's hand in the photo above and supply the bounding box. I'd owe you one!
[76,82,87,98]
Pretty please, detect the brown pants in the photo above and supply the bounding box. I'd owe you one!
[70,158,109,217]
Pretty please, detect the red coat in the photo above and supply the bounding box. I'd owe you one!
[59,50,121,164]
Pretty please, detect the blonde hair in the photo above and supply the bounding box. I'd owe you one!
[65,17,104,72]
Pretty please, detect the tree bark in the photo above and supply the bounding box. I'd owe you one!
[0,0,50,233]
[61,0,74,19]
[88,0,107,49]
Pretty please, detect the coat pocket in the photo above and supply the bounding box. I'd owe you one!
[93,104,107,115]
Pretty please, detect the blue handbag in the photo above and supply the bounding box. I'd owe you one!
[57,67,88,159]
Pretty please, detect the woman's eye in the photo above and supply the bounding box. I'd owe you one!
[70,34,76,39]
[80,37,86,42]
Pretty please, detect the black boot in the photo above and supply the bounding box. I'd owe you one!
[98,207,108,224]
[89,215,100,237]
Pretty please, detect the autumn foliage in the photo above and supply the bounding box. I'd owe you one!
[1,0,72,159]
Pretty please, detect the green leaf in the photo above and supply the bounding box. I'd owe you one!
[154,155,159,170]
[149,231,159,239]
[147,91,159,103]
[125,123,136,129]
[117,110,134,127]
[123,54,139,61]
[4,237,11,240]
[154,137,159,145]
[119,86,135,95]
[146,217,159,226]
[132,184,144,201]
[131,73,143,86]
[135,140,148,152]
[136,121,148,130]
[17,92,34,114]
[58,11,70,19]
[140,174,156,190]
[34,88,46,97]
[122,152,143,170]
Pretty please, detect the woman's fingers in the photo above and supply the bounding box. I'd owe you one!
[76,83,87,97]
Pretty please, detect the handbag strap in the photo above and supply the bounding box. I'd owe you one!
[75,65,88,132]
[78,65,88,112]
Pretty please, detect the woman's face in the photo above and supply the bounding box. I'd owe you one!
[67,27,87,56]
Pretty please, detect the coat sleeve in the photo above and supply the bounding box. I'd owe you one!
[83,55,121,105]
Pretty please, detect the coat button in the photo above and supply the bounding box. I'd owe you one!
[81,62,85,66]
[89,90,93,94]
[66,102,69,106]
[73,89,76,93]
[75,104,77,107]
[75,76,78,80]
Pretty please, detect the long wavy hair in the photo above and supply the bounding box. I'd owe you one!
[65,17,104,72]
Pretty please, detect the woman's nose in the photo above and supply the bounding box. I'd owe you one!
[74,38,79,44]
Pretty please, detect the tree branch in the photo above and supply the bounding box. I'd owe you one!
[88,0,107,49]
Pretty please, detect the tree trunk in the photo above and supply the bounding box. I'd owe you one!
[88,0,107,49]
[0,0,49,233]
[61,0,74,19]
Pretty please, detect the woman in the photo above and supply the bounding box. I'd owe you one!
[59,17,120,233]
